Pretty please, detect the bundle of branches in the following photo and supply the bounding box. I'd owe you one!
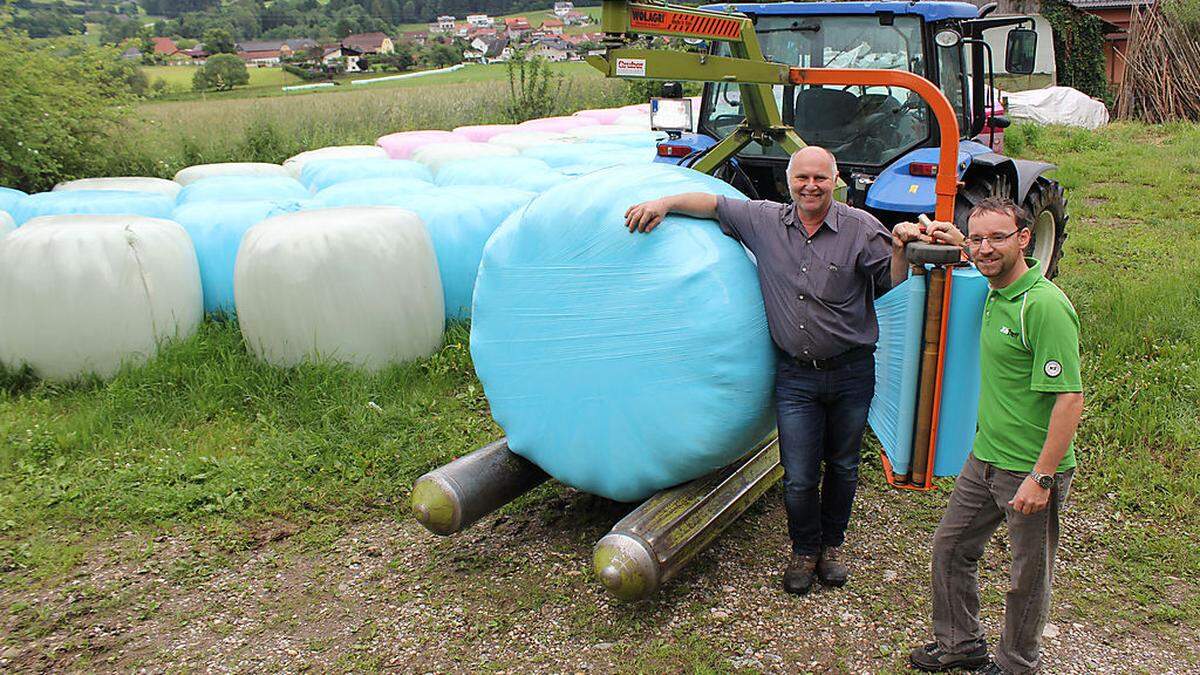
[1115,0,1200,122]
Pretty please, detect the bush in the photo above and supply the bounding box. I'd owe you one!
[192,54,250,92]
[0,31,136,191]
[502,51,565,123]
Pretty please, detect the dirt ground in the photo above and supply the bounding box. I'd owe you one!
[2,461,1196,674]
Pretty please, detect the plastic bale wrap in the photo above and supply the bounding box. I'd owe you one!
[572,107,627,124]
[299,158,433,193]
[174,162,289,186]
[932,268,990,476]
[0,186,25,214]
[312,177,439,207]
[582,131,668,148]
[613,113,651,129]
[283,145,388,177]
[171,199,307,315]
[517,116,601,133]
[434,158,566,193]
[175,175,310,206]
[555,148,657,175]
[487,130,575,151]
[0,211,14,238]
[234,207,444,370]
[470,164,776,502]
[867,276,926,474]
[53,177,182,199]
[10,190,175,226]
[0,215,202,381]
[387,188,535,320]
[519,142,634,168]
[567,124,655,141]
[453,124,519,142]
[411,142,519,174]
[376,130,458,159]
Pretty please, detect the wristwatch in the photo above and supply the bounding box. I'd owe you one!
[1029,470,1054,490]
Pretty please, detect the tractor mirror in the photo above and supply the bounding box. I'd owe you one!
[1005,28,1037,75]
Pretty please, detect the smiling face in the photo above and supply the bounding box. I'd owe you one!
[968,208,1032,282]
[787,147,837,221]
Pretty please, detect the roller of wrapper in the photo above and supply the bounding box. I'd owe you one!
[593,434,781,602]
[411,438,550,535]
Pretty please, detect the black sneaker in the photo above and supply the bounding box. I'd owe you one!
[908,640,989,672]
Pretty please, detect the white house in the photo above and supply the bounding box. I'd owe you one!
[466,14,493,28]
[554,1,574,17]
[437,15,456,30]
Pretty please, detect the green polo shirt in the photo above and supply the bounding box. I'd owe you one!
[973,258,1081,473]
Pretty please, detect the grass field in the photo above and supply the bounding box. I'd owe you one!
[143,64,305,96]
[1,122,1198,669]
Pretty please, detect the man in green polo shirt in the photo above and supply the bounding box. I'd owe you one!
[909,196,1084,675]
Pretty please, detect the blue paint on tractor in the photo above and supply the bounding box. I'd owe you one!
[865,141,992,213]
[653,133,719,165]
[700,1,980,21]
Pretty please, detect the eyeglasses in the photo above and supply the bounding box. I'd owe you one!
[966,230,1021,248]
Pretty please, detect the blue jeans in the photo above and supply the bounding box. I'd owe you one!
[774,350,875,555]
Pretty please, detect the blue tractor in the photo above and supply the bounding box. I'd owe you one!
[651,1,1069,277]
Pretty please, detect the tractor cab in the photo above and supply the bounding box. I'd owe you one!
[655,1,1063,276]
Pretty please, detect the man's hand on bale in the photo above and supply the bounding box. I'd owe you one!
[625,200,668,233]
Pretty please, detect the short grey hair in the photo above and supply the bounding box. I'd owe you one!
[787,146,838,177]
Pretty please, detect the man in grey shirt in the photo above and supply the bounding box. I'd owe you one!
[625,146,962,595]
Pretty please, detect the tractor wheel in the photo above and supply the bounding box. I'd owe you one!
[1023,179,1068,279]
[953,172,1013,235]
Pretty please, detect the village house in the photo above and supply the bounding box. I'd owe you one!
[527,36,575,62]
[504,16,533,40]
[562,10,591,26]
[465,35,512,64]
[466,14,493,28]
[341,32,395,55]
[554,1,575,17]
[540,18,564,35]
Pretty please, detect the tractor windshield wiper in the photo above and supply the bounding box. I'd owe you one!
[757,23,820,34]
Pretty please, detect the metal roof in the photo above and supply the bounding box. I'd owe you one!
[700,2,981,21]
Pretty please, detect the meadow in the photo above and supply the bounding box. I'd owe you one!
[0,85,1197,667]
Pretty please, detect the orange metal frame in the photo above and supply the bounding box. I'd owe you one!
[787,67,961,222]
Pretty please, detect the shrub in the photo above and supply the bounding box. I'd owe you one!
[502,51,565,123]
[193,54,250,92]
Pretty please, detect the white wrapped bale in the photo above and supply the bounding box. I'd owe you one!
[175,175,310,206]
[566,124,657,140]
[487,131,573,150]
[0,216,202,380]
[53,177,182,199]
[173,162,289,186]
[282,145,389,178]
[234,207,444,370]
[411,142,518,174]
[0,211,13,238]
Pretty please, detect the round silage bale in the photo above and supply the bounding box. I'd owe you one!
[376,130,458,159]
[0,211,14,238]
[487,131,573,151]
[299,158,433,193]
[519,142,632,168]
[282,145,389,178]
[175,175,310,206]
[567,124,663,141]
[410,142,518,174]
[312,177,437,207]
[572,107,627,124]
[53,177,182,199]
[0,215,202,381]
[9,190,175,226]
[173,162,289,187]
[470,163,776,502]
[434,157,565,193]
[234,207,444,370]
[171,199,307,315]
[452,124,518,142]
[0,187,25,214]
[517,116,601,134]
[612,113,651,129]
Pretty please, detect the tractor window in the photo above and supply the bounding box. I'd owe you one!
[703,15,930,167]
[938,43,969,136]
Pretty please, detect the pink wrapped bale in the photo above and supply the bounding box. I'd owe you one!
[517,116,601,133]
[572,107,627,124]
[376,130,457,159]
[453,124,519,142]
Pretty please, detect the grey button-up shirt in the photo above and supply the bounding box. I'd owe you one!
[715,197,895,361]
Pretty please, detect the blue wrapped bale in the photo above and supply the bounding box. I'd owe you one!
[868,277,926,474]
[470,164,776,502]
[312,177,438,207]
[171,200,307,315]
[519,142,632,168]
[1,187,28,214]
[434,157,566,192]
[10,190,174,226]
[394,187,536,321]
[299,158,433,193]
[176,175,309,206]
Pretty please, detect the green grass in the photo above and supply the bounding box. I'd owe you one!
[143,64,304,97]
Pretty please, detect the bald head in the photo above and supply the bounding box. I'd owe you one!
[787,146,838,178]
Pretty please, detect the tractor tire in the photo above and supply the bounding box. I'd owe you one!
[1023,178,1068,279]
[953,171,1013,235]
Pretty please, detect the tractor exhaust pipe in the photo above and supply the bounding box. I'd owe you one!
[411,438,550,535]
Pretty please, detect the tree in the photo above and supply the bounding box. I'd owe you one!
[203,28,235,54]
[192,53,249,91]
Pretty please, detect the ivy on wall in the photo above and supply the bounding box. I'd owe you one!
[1041,0,1110,102]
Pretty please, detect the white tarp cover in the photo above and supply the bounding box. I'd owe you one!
[53,177,182,199]
[0,215,202,380]
[282,145,389,178]
[234,207,444,370]
[1003,86,1110,130]
[174,162,290,186]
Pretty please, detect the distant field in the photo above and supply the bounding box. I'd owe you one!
[143,65,304,94]
[394,5,601,34]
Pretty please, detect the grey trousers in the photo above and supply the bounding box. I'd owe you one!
[931,453,1074,674]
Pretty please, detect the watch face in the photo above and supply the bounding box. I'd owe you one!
[1036,474,1054,489]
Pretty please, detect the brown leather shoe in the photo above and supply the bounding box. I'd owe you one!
[817,545,849,587]
[782,552,819,595]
